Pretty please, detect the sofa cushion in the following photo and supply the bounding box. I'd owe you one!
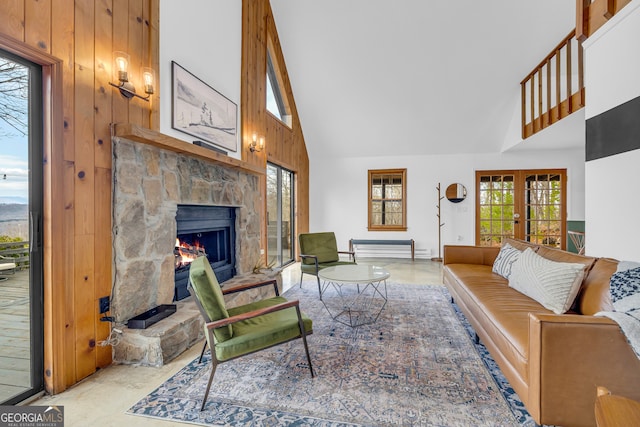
[509,248,587,314]
[577,257,617,315]
[445,264,549,383]
[492,243,521,279]
[536,245,596,269]
[504,237,539,252]
[212,297,313,362]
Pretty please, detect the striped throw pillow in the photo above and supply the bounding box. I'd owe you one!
[509,248,587,314]
[492,243,521,279]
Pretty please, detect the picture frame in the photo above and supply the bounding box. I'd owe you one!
[171,61,237,152]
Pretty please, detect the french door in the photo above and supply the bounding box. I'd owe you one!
[266,163,295,267]
[0,50,44,404]
[476,169,567,249]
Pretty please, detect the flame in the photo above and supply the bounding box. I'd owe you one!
[175,238,206,268]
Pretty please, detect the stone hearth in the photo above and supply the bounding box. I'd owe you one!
[110,128,273,366]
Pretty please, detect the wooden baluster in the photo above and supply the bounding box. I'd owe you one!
[530,75,535,133]
[566,38,573,114]
[521,81,527,139]
[555,49,561,123]
[578,37,585,107]
[576,0,589,42]
[605,0,617,19]
[546,58,551,128]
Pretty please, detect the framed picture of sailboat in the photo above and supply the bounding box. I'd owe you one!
[171,61,237,152]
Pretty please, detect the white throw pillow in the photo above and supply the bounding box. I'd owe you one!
[509,248,587,314]
[492,243,521,279]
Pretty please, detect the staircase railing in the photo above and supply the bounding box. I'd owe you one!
[520,30,584,139]
[577,0,632,41]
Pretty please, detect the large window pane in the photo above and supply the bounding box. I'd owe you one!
[368,169,407,231]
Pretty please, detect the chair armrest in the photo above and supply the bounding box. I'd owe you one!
[222,279,279,297]
[443,245,500,266]
[205,299,301,329]
[338,250,356,262]
[299,254,319,269]
[527,313,640,426]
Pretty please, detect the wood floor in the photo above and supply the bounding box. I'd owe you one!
[0,269,31,402]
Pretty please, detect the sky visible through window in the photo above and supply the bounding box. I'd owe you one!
[266,72,282,120]
[0,57,28,205]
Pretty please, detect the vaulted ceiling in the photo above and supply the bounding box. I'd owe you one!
[270,1,580,159]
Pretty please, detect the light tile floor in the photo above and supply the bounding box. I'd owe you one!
[30,258,443,427]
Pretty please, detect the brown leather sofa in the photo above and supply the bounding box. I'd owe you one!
[443,239,640,427]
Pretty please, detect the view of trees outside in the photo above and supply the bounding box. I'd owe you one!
[0,56,29,243]
[524,174,562,247]
[370,174,403,226]
[479,173,562,247]
[479,175,516,246]
[266,164,294,266]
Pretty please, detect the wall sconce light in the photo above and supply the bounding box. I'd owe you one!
[249,133,264,153]
[109,51,155,101]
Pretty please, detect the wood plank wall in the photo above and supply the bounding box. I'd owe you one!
[0,0,159,394]
[241,0,310,260]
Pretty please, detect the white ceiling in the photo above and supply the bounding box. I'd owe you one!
[270,1,581,159]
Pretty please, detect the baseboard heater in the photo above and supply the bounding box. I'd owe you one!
[127,304,177,329]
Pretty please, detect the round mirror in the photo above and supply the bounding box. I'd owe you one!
[446,183,467,203]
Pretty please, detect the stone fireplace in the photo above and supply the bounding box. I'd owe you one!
[109,128,270,365]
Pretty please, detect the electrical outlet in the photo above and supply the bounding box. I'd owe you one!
[99,296,110,314]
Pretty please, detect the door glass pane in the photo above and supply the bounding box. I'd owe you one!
[281,168,292,263]
[478,174,517,246]
[267,163,295,267]
[525,173,563,249]
[267,164,278,265]
[0,54,32,402]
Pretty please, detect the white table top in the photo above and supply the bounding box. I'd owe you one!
[318,264,390,283]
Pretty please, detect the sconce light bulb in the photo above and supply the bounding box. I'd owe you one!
[142,70,154,95]
[259,136,265,149]
[115,56,128,82]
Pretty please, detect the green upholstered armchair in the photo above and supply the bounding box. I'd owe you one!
[298,232,356,297]
[188,256,314,411]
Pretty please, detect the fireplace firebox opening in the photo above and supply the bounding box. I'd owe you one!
[174,205,236,300]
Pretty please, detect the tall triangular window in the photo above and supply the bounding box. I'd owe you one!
[265,46,292,127]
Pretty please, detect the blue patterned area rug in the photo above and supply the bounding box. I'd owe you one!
[128,283,533,426]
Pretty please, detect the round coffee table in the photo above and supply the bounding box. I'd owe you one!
[318,264,390,327]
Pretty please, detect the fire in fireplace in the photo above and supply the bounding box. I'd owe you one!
[175,238,207,269]
[174,205,236,300]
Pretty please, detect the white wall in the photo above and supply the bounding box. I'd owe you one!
[311,149,585,258]
[583,0,640,259]
[159,1,242,159]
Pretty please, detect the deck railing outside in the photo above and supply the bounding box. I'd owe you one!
[0,241,30,270]
[520,30,584,139]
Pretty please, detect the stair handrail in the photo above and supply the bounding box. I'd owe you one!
[520,29,584,140]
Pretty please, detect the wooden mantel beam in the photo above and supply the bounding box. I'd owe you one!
[113,123,265,176]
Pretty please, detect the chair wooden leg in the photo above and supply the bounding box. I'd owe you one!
[201,357,219,411]
[299,271,304,288]
[198,340,208,363]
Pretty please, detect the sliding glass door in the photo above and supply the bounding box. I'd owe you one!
[266,163,295,267]
[0,50,44,404]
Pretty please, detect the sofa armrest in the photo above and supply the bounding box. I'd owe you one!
[528,313,640,426]
[443,245,500,266]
